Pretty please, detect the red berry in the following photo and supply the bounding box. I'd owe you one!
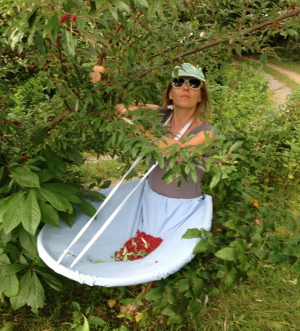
[59,17,65,23]
[13,120,22,126]
[71,15,77,21]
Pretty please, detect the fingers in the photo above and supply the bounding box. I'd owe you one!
[115,103,128,114]
[115,103,139,114]
[90,65,107,84]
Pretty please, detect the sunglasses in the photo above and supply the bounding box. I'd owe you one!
[172,77,202,90]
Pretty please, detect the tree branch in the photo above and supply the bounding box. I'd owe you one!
[47,100,73,130]
[48,9,300,128]
[133,9,300,81]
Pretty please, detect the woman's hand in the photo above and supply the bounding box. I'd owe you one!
[90,65,107,84]
[115,103,139,115]
[115,103,159,115]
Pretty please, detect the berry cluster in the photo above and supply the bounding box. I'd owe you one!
[115,230,163,261]
[13,120,23,126]
[59,13,77,23]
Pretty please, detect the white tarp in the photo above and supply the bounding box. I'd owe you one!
[37,179,212,287]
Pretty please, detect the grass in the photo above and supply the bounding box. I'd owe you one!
[196,264,300,331]
[75,153,147,189]
[1,262,299,330]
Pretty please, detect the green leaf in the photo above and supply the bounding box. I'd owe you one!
[59,210,76,227]
[36,188,73,213]
[224,270,237,291]
[134,0,149,7]
[0,195,16,224]
[174,279,190,293]
[43,149,66,175]
[182,228,202,239]
[0,274,19,297]
[145,287,162,301]
[38,169,55,183]
[292,260,300,273]
[23,190,41,235]
[39,202,60,227]
[10,270,32,310]
[62,30,75,57]
[109,7,118,20]
[30,127,48,145]
[35,269,64,291]
[187,299,202,318]
[27,272,45,313]
[9,167,40,188]
[43,14,59,38]
[65,147,84,165]
[191,277,204,297]
[88,316,107,326]
[229,141,243,153]
[112,0,131,13]
[215,247,236,261]
[80,190,105,202]
[28,6,39,30]
[41,182,80,195]
[161,305,177,317]
[1,264,28,276]
[1,321,14,331]
[2,192,25,233]
[193,239,209,254]
[209,170,221,189]
[19,227,38,255]
[75,198,96,217]
[0,166,4,182]
[82,315,90,331]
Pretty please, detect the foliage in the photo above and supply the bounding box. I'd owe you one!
[128,64,300,329]
[0,0,300,329]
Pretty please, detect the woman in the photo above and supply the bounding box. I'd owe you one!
[116,63,215,237]
[37,63,214,286]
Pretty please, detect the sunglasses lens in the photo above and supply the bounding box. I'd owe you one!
[172,78,201,89]
[172,78,185,88]
[188,79,201,89]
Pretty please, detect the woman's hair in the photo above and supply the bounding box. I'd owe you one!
[162,82,210,120]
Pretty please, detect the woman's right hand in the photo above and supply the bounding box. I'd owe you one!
[115,103,138,115]
[116,103,159,115]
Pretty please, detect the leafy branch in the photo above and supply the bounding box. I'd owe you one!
[134,9,300,80]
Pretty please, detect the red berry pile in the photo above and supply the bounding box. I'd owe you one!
[115,230,163,261]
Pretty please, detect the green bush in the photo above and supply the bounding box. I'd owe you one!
[0,0,300,328]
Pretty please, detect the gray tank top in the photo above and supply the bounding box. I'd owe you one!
[148,109,213,199]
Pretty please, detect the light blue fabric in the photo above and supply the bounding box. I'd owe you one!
[37,179,212,287]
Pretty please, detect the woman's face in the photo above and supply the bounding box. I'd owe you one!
[168,76,202,111]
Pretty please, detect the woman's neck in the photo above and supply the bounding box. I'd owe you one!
[170,108,195,133]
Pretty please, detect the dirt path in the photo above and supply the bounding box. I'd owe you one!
[266,62,300,85]
[265,72,293,105]
[240,56,300,105]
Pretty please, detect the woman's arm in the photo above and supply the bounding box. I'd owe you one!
[116,103,160,115]
[146,130,214,152]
